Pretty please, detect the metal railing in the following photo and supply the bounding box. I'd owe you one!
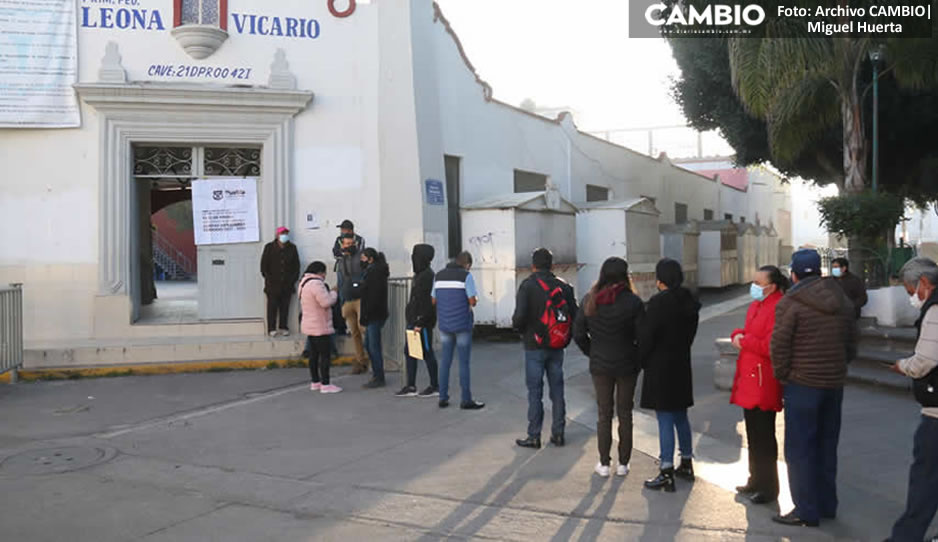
[0,284,24,383]
[382,277,411,386]
[153,230,195,279]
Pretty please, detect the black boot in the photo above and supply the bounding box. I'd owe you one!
[644,468,676,492]
[675,458,695,481]
[516,435,541,449]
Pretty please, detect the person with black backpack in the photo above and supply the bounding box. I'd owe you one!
[337,233,369,374]
[513,248,578,449]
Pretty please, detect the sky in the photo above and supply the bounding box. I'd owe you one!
[432,0,684,129]
[433,0,733,156]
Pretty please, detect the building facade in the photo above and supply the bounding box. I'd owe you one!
[0,0,791,365]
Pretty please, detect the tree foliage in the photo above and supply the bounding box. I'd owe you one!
[817,191,906,241]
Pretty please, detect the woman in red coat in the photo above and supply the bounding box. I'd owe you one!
[730,265,788,505]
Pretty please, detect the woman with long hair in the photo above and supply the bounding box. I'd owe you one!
[359,248,390,388]
[730,265,789,504]
[640,258,701,492]
[574,257,645,477]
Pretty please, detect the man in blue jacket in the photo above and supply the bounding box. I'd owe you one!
[433,251,485,410]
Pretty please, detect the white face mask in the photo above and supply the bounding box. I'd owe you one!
[910,283,925,309]
[278,234,290,244]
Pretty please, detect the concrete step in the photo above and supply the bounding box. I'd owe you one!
[848,349,913,391]
[858,325,918,350]
[25,335,360,370]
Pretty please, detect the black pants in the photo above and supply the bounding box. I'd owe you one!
[266,290,292,332]
[744,407,780,498]
[306,335,332,385]
[891,415,938,542]
[592,372,638,467]
[406,327,439,389]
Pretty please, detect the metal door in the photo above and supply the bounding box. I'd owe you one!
[194,146,264,320]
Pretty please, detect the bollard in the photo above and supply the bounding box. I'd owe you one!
[714,338,737,391]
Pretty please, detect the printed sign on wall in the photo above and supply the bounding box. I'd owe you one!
[191,178,260,245]
[425,179,445,206]
[0,0,80,128]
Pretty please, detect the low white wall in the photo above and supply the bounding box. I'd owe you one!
[863,286,919,327]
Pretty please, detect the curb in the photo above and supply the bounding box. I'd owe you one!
[0,356,358,384]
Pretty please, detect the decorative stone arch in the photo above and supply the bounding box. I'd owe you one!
[74,83,313,298]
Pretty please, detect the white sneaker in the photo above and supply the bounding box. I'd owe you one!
[616,463,630,477]
[320,384,342,394]
[268,331,278,338]
[278,330,290,337]
[594,462,610,478]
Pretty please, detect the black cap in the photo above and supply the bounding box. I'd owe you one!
[338,219,354,230]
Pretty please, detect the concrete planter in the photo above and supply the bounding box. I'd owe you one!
[714,338,737,391]
[862,285,919,327]
[171,25,228,60]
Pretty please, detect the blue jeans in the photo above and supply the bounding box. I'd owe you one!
[364,320,386,382]
[891,415,938,542]
[439,330,472,403]
[524,349,566,438]
[656,410,693,469]
[783,383,843,523]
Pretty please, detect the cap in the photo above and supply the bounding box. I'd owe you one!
[338,219,354,230]
[791,248,822,276]
[276,226,289,235]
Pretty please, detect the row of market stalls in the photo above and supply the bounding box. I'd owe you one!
[460,190,782,327]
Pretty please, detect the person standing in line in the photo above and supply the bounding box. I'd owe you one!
[886,258,938,542]
[831,257,868,319]
[359,248,389,389]
[337,234,369,374]
[396,244,440,398]
[640,258,701,493]
[433,251,485,410]
[260,226,300,337]
[573,257,644,478]
[331,220,364,337]
[513,248,578,449]
[770,249,856,527]
[730,265,788,504]
[299,261,341,394]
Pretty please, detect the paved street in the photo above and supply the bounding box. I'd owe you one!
[0,294,933,541]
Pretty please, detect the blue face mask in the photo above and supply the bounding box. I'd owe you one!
[832,267,843,278]
[750,283,766,302]
[278,234,289,244]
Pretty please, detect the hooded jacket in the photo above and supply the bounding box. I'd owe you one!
[770,276,857,388]
[639,287,701,411]
[405,244,436,329]
[573,284,645,377]
[836,271,868,319]
[359,259,389,326]
[299,274,337,337]
[730,290,784,412]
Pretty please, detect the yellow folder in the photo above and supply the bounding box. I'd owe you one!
[406,329,424,361]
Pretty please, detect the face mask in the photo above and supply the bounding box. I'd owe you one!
[278,234,289,243]
[910,284,925,310]
[361,260,370,269]
[832,267,843,278]
[750,283,766,302]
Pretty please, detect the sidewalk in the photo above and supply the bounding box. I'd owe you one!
[0,297,931,541]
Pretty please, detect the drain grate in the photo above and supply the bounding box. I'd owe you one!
[0,446,114,476]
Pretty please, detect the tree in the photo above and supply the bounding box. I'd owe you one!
[726,2,938,193]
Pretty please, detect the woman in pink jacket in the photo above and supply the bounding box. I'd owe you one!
[300,261,341,394]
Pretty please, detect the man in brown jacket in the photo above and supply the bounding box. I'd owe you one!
[770,249,857,528]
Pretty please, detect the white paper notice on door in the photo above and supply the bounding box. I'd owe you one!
[192,178,260,245]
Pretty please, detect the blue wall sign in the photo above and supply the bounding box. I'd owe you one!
[425,179,445,206]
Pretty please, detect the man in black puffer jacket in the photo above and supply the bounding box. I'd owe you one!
[396,244,440,398]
